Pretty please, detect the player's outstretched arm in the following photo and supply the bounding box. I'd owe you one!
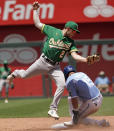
[71,52,87,63]
[71,52,100,65]
[32,1,44,30]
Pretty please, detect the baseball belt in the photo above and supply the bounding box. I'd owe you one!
[42,54,59,66]
[91,94,101,102]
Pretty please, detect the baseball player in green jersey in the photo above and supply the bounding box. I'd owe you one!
[7,1,99,119]
[0,60,14,103]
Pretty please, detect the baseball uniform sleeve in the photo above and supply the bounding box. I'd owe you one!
[67,80,78,98]
[42,24,58,37]
[69,41,79,54]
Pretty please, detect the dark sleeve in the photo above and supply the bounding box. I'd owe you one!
[69,41,79,54]
[42,24,58,37]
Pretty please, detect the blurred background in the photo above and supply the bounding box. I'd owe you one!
[0,0,114,99]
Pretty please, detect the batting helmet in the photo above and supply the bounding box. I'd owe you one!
[63,65,76,80]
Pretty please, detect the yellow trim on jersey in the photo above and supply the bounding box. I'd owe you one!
[70,49,79,53]
[41,24,45,33]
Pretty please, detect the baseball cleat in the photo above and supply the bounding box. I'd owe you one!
[48,109,59,120]
[99,119,110,127]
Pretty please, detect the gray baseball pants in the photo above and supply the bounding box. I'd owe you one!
[11,54,66,110]
[68,94,103,126]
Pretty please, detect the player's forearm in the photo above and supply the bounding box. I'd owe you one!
[33,10,43,30]
[71,52,87,63]
[71,97,78,110]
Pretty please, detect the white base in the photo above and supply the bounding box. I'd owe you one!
[51,123,69,130]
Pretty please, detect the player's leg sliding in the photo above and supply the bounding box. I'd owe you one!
[48,109,59,120]
[98,119,110,127]
[80,118,110,127]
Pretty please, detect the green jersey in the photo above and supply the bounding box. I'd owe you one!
[42,25,78,62]
[0,67,11,79]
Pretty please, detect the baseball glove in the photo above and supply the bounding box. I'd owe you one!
[32,2,40,10]
[87,54,100,65]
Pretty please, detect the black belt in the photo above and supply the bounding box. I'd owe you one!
[42,54,59,66]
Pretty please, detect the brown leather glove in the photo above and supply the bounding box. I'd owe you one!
[87,54,100,65]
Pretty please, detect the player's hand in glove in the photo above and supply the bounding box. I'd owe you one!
[32,1,40,10]
[87,54,100,65]
[72,110,79,125]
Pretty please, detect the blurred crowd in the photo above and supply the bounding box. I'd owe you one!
[94,70,114,95]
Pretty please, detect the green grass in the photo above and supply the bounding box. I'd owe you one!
[95,96,114,116]
[0,96,114,118]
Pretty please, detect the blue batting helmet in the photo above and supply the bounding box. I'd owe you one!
[63,65,76,80]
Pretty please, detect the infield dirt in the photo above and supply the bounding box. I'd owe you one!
[0,116,114,131]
